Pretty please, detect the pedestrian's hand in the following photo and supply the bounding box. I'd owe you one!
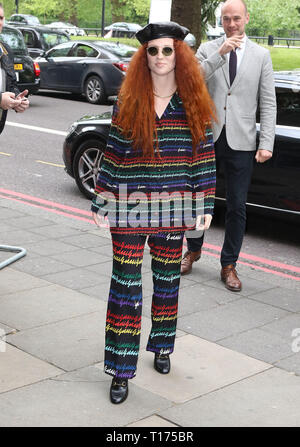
[92,211,102,228]
[0,92,21,111]
[219,36,243,56]
[14,89,30,113]
[255,149,272,163]
[196,214,213,231]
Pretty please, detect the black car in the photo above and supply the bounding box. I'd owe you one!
[63,71,300,222]
[36,40,136,104]
[10,25,70,59]
[0,25,40,95]
[104,22,142,38]
[8,14,41,26]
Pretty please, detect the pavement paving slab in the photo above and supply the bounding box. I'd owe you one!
[0,375,171,427]
[218,327,296,364]
[126,415,178,427]
[0,343,62,394]
[159,367,300,427]
[12,254,75,277]
[0,322,16,335]
[133,334,271,403]
[275,353,300,376]
[249,287,300,312]
[203,274,277,297]
[0,268,50,296]
[177,298,290,342]
[6,310,107,371]
[0,284,101,330]
[49,248,111,268]
[41,267,109,290]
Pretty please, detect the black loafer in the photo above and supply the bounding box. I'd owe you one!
[154,353,170,374]
[110,378,128,404]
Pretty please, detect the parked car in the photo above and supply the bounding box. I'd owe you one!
[104,22,142,38]
[46,21,85,36]
[8,13,40,26]
[63,71,300,224]
[36,40,136,103]
[11,25,70,59]
[0,25,40,95]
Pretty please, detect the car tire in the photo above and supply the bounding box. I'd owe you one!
[84,75,106,104]
[73,139,105,199]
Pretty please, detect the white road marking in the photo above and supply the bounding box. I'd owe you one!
[36,160,65,168]
[6,121,68,136]
[0,152,12,156]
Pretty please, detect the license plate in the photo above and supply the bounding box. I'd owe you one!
[14,64,23,70]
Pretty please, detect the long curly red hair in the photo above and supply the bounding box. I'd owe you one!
[116,40,216,157]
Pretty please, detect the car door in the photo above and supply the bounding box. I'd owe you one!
[250,86,300,214]
[60,43,100,89]
[38,42,74,89]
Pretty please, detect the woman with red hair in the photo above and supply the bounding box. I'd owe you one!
[92,22,216,404]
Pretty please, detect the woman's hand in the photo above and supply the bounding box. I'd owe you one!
[92,211,102,228]
[196,214,213,231]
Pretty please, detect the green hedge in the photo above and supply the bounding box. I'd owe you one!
[71,36,141,48]
[71,37,300,71]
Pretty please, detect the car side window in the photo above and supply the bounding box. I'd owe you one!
[22,30,35,47]
[47,44,72,57]
[276,89,300,127]
[74,44,98,58]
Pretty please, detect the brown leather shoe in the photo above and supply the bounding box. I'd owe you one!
[221,264,242,292]
[181,250,202,275]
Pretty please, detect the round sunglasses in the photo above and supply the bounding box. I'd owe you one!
[147,46,174,57]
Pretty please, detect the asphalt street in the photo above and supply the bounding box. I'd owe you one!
[0,91,299,275]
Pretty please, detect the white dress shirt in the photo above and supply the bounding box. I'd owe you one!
[226,34,247,72]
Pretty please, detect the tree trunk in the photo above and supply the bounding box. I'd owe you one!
[171,0,202,47]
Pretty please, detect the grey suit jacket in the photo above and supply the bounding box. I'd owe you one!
[196,36,277,152]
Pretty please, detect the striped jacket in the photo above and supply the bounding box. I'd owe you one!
[91,93,216,234]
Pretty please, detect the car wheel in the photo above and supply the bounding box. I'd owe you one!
[73,139,105,199]
[84,75,106,104]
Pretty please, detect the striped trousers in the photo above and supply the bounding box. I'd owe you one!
[104,231,184,379]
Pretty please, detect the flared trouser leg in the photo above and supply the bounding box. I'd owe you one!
[104,231,184,379]
[104,232,146,379]
[146,232,184,354]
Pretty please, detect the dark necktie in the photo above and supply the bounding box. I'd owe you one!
[229,50,237,85]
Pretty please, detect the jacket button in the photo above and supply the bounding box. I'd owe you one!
[228,93,231,96]
[224,106,226,110]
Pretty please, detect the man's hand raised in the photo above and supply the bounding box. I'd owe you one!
[219,36,244,56]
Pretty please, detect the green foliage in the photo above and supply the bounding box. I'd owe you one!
[71,35,141,48]
[246,0,300,36]
[2,0,150,27]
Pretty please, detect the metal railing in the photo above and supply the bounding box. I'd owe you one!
[249,36,300,47]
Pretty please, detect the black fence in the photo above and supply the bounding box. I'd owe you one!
[249,35,300,47]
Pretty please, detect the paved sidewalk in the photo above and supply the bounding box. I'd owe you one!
[0,198,300,427]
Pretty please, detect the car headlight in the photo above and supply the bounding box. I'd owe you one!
[67,123,78,135]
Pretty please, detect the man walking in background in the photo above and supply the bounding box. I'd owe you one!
[181,0,276,291]
[0,2,29,134]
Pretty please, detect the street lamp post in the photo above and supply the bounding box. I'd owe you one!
[101,0,106,37]
[15,0,19,14]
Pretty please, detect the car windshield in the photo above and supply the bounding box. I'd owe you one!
[0,28,27,55]
[94,42,136,58]
[41,32,69,50]
[27,16,40,25]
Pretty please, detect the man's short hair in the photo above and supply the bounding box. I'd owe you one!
[223,0,248,14]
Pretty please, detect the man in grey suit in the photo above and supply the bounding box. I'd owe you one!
[181,0,276,291]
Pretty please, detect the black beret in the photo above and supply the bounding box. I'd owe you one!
[135,21,190,44]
